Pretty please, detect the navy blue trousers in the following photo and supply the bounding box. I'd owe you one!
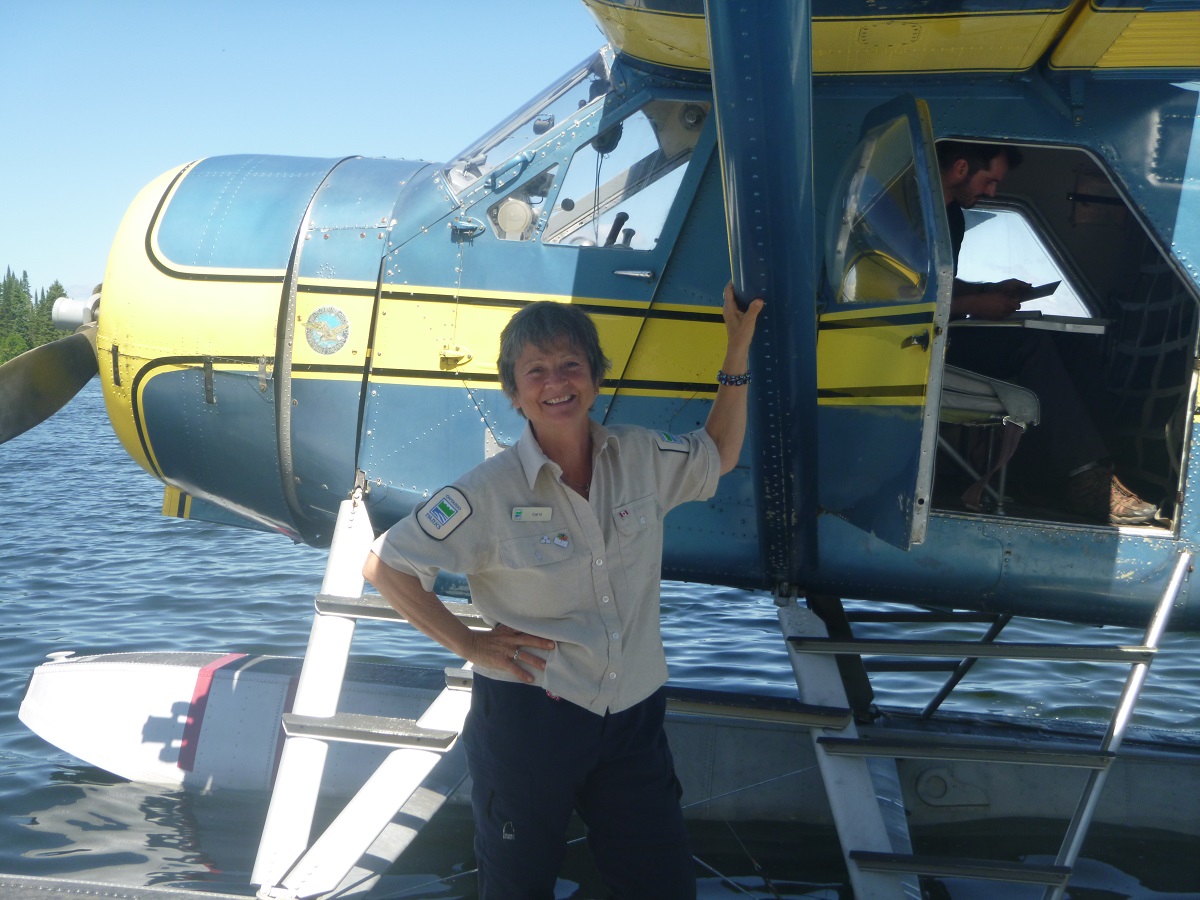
[463,676,695,900]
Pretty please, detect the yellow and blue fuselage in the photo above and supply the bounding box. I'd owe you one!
[95,0,1200,627]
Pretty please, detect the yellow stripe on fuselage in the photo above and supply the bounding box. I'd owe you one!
[817,303,936,407]
[367,288,726,395]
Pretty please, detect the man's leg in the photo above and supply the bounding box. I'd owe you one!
[1011,332,1107,473]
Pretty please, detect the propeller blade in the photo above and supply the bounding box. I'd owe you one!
[0,325,99,445]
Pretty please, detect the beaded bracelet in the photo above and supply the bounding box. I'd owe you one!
[717,369,752,386]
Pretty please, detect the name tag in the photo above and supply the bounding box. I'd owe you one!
[512,507,552,522]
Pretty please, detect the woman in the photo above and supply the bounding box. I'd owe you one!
[363,284,762,898]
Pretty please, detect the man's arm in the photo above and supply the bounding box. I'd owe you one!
[951,277,1030,320]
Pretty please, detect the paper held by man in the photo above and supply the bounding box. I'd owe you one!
[953,282,1108,334]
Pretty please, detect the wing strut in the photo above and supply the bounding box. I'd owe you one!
[705,0,819,589]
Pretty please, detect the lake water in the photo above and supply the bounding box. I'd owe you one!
[2,380,1198,898]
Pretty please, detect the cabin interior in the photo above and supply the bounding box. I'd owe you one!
[931,142,1198,530]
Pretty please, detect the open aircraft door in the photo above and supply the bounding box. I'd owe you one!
[817,95,953,549]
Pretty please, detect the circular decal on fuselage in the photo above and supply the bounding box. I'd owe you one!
[304,306,350,355]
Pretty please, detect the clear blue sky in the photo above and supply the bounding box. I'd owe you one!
[0,1,604,300]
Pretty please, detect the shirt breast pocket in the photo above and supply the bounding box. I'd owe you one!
[612,494,659,536]
[611,495,661,571]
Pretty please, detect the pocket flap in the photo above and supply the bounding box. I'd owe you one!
[612,494,659,535]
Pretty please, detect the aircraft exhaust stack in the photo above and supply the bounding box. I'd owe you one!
[52,287,101,331]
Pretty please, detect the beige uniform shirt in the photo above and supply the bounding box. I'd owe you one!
[372,419,722,715]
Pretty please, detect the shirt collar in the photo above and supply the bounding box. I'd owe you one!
[515,418,618,491]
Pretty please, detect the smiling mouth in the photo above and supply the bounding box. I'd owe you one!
[545,395,575,406]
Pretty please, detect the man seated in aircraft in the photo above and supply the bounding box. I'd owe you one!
[938,141,1157,526]
[363,287,763,898]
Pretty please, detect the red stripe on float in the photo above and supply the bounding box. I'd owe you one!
[178,653,247,771]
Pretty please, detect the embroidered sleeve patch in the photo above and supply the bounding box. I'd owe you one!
[655,431,688,453]
[418,486,472,540]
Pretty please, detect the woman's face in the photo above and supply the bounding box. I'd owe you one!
[510,337,598,437]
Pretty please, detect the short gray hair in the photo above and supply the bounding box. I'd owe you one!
[497,302,611,400]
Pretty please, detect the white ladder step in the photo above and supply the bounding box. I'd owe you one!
[315,592,485,627]
[272,683,473,899]
[282,712,458,750]
[850,851,1072,887]
[818,735,1114,769]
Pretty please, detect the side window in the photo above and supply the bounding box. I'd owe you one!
[958,207,1091,317]
[543,100,710,250]
[827,116,930,304]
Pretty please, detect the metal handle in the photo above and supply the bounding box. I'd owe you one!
[901,330,930,351]
[486,152,533,191]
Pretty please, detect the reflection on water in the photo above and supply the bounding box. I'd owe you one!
[2,381,1199,897]
[7,765,1197,898]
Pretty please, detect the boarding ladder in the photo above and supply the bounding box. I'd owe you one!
[247,489,862,898]
[779,550,1190,899]
[251,489,479,900]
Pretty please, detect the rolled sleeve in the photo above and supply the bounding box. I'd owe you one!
[653,428,722,513]
[371,526,440,593]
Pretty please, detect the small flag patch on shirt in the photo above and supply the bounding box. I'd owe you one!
[418,486,472,540]
[655,431,687,452]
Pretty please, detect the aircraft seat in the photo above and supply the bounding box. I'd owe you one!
[937,365,1041,514]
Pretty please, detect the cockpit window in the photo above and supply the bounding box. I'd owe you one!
[827,116,930,304]
[543,99,710,250]
[444,51,613,195]
[958,206,1090,317]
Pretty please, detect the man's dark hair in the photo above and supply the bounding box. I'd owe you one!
[936,141,1024,177]
[497,301,612,401]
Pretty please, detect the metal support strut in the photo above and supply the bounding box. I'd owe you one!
[785,551,1191,896]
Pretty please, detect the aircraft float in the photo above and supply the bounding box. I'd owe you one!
[8,1,1200,897]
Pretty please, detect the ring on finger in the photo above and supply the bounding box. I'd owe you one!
[513,648,521,662]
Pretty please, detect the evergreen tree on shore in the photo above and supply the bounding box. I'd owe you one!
[0,268,71,364]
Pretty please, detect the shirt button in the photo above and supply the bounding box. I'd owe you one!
[611,632,619,640]
[602,596,610,603]
[595,558,604,566]
[608,672,617,679]
[639,517,646,524]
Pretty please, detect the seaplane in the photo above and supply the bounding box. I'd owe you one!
[7,0,1200,897]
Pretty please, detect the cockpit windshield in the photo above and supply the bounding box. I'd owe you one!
[443,50,615,195]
